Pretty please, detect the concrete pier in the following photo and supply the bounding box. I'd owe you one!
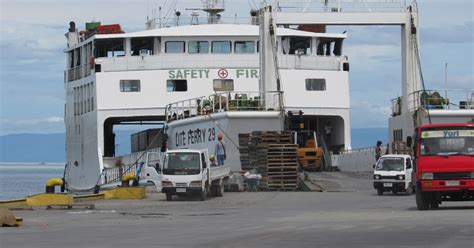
[2,172,473,248]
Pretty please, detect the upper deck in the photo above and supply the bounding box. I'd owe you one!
[65,24,347,82]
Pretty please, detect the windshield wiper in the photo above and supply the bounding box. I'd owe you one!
[436,152,474,157]
[452,152,474,157]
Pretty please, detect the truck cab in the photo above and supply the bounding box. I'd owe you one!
[414,123,474,210]
[160,149,230,201]
[373,154,414,195]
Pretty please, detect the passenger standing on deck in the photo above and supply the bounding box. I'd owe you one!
[375,141,382,162]
[324,121,333,147]
[215,133,226,166]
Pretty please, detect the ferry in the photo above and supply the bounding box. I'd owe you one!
[63,0,443,191]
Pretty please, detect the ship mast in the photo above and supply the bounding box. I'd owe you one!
[202,0,225,24]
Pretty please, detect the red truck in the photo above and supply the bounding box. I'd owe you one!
[414,123,474,210]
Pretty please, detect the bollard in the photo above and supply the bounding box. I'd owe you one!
[45,178,64,194]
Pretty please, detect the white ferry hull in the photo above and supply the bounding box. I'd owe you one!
[166,111,284,171]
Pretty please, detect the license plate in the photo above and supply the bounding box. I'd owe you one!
[176,188,186,193]
[383,183,393,187]
[445,181,460,186]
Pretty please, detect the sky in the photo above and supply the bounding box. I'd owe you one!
[0,0,473,135]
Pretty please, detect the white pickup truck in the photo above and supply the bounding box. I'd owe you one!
[160,149,230,201]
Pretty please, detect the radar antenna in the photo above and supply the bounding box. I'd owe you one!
[202,0,225,24]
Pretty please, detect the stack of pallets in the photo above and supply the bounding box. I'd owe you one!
[266,144,299,191]
[251,131,292,144]
[238,133,251,170]
[238,131,299,191]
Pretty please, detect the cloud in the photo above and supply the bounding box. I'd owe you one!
[344,44,400,71]
[351,100,392,128]
[45,117,64,123]
[0,117,65,135]
[1,0,472,136]
[421,21,474,44]
[426,73,474,89]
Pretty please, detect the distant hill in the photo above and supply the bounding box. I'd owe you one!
[0,128,388,162]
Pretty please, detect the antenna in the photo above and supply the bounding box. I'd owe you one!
[190,11,200,25]
[175,10,181,26]
[444,62,448,101]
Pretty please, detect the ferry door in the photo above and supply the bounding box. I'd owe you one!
[144,152,163,191]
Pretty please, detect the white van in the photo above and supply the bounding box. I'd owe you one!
[373,154,414,195]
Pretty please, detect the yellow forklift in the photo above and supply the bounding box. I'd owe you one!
[293,130,324,171]
[288,111,325,171]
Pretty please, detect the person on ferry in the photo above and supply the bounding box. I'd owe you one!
[324,121,333,147]
[214,133,226,166]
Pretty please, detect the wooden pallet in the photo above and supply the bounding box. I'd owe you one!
[238,131,300,190]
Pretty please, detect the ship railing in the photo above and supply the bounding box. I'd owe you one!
[67,63,92,82]
[272,0,408,13]
[148,16,255,28]
[392,89,474,115]
[339,145,387,155]
[165,91,283,122]
[101,148,162,185]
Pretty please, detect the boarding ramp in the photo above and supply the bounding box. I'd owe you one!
[101,148,163,186]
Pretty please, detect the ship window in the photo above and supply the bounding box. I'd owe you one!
[76,48,81,66]
[165,41,185,53]
[393,129,403,142]
[305,79,326,91]
[283,36,311,55]
[318,38,342,56]
[167,80,187,92]
[80,86,83,115]
[212,41,231,53]
[73,87,77,116]
[120,80,141,92]
[235,41,255,54]
[91,82,94,111]
[69,51,74,68]
[131,37,154,56]
[188,41,209,54]
[213,79,234,91]
[94,38,125,58]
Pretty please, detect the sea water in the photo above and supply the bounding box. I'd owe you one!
[0,163,64,200]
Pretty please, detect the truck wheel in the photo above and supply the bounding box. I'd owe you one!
[430,199,439,209]
[416,190,429,210]
[377,189,383,195]
[166,193,172,201]
[216,184,224,197]
[200,190,207,201]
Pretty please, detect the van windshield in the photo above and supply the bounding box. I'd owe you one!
[375,157,404,171]
[420,128,474,156]
[163,152,201,175]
